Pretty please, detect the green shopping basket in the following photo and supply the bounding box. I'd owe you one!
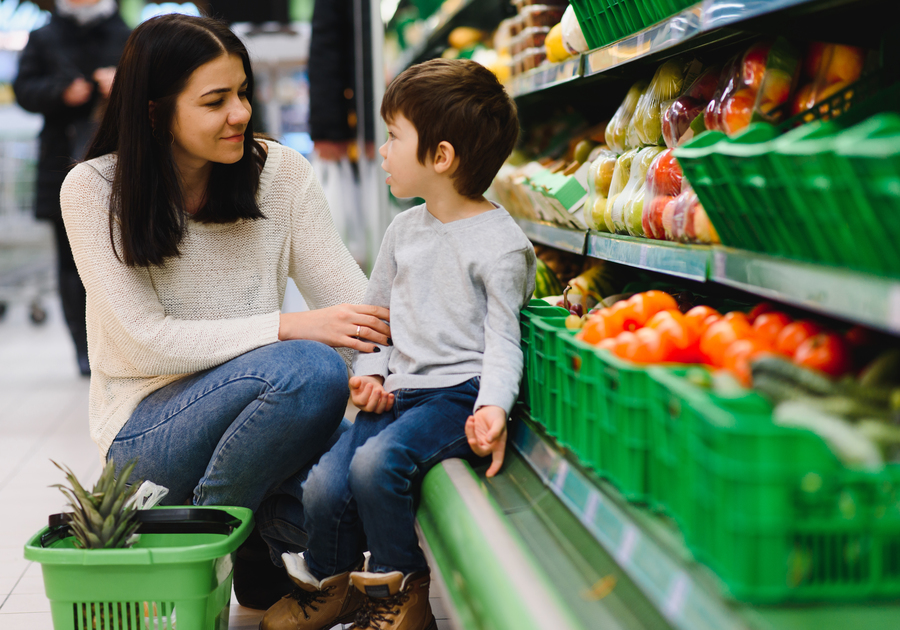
[24,505,253,630]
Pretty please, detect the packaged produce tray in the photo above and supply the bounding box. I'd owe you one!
[24,506,253,630]
[648,368,900,603]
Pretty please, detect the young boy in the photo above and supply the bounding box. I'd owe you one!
[261,58,536,630]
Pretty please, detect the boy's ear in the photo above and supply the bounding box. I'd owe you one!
[432,140,457,174]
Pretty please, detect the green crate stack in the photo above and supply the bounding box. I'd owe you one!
[558,333,615,475]
[520,301,569,411]
[649,369,900,603]
[530,317,571,436]
[595,349,657,503]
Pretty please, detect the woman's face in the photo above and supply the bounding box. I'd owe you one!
[169,54,251,172]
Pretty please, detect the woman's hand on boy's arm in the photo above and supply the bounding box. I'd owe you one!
[465,405,508,478]
[349,375,394,413]
[279,303,390,352]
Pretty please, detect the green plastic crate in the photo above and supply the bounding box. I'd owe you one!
[520,300,569,410]
[24,506,253,630]
[530,317,570,436]
[569,0,646,50]
[558,333,614,475]
[834,113,900,272]
[649,370,900,603]
[594,349,657,503]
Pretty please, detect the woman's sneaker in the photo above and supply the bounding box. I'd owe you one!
[348,569,436,630]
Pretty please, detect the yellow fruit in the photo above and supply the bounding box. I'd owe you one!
[545,23,570,64]
[448,27,483,50]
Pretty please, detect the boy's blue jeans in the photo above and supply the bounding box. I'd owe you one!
[107,340,351,561]
[303,377,482,579]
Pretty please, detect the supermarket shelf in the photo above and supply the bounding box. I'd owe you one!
[514,217,587,254]
[508,56,583,98]
[510,417,740,630]
[586,231,710,282]
[711,247,900,335]
[510,0,861,100]
[517,217,900,332]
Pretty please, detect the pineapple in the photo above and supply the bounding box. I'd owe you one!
[51,458,142,549]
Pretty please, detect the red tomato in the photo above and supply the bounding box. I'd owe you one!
[752,312,792,346]
[722,338,770,386]
[748,302,775,323]
[628,327,671,364]
[794,333,852,377]
[700,318,753,367]
[579,315,613,345]
[684,306,720,336]
[775,320,822,357]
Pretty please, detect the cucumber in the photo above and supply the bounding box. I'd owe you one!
[773,401,883,470]
[750,355,837,397]
[859,348,900,389]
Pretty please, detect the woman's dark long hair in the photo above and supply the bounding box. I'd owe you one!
[86,14,266,267]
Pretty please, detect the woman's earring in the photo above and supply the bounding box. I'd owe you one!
[168,131,175,146]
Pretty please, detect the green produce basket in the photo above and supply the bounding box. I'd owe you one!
[24,506,253,630]
[558,332,613,474]
[529,316,570,436]
[834,113,900,272]
[569,0,645,51]
[520,300,568,410]
[649,370,900,603]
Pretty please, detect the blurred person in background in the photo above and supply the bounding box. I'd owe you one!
[13,0,130,376]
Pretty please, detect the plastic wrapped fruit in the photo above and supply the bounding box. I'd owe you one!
[642,149,683,239]
[605,81,648,154]
[791,42,866,117]
[611,146,665,235]
[584,148,617,231]
[603,148,638,232]
[632,59,688,146]
[662,65,720,147]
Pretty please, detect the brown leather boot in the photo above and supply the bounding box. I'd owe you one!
[259,554,364,630]
[348,570,436,630]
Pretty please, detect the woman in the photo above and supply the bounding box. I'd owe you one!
[13,0,131,375]
[59,14,389,608]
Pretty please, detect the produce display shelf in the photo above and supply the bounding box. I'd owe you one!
[510,414,900,630]
[711,247,900,335]
[508,56,583,98]
[514,217,587,255]
[585,230,710,282]
[517,217,900,334]
[509,0,862,101]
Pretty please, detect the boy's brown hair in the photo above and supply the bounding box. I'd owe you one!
[380,58,519,199]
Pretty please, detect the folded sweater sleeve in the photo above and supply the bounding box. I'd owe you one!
[60,162,281,377]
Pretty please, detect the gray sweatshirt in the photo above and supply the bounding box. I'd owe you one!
[353,204,536,413]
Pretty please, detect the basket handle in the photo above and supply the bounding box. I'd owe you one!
[42,507,245,547]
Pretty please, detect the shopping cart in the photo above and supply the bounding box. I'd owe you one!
[0,122,54,324]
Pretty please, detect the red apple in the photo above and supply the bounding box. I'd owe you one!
[827,45,865,84]
[644,194,674,239]
[646,149,683,196]
[804,42,829,78]
[742,42,772,91]
[721,88,756,134]
[661,197,678,241]
[690,67,721,102]
[758,68,792,115]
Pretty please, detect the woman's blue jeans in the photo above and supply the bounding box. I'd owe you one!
[107,340,350,561]
[302,377,483,579]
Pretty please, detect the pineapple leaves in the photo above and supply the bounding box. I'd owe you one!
[50,457,143,549]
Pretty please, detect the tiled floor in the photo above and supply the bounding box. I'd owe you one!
[0,279,453,628]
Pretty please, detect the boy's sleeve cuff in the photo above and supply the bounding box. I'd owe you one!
[474,389,517,416]
[352,347,392,380]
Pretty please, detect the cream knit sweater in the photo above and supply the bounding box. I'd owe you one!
[60,142,368,460]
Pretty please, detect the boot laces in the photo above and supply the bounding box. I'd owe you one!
[288,584,335,620]
[352,591,409,628]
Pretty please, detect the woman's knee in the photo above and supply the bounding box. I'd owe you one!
[259,341,348,412]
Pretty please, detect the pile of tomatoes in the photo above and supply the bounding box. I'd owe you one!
[575,291,854,385]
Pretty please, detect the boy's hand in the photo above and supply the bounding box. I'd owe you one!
[349,375,394,414]
[465,405,507,478]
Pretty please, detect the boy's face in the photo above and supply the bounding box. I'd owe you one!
[379,114,431,200]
